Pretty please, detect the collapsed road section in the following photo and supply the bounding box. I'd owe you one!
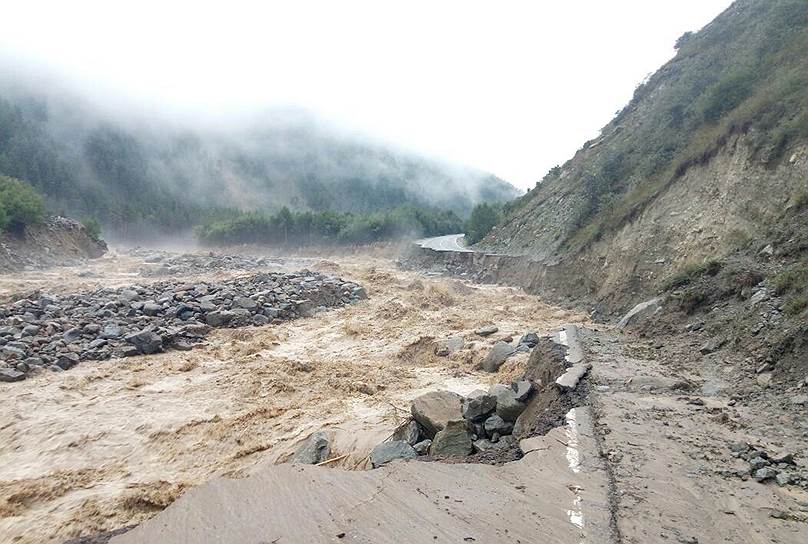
[111,325,613,544]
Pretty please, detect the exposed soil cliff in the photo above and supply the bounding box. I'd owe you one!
[0,217,107,273]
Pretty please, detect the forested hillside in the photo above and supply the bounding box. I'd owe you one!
[0,77,518,238]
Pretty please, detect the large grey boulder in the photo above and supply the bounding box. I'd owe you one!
[462,390,497,421]
[430,420,473,457]
[617,297,664,329]
[411,391,463,438]
[370,441,418,468]
[481,341,516,373]
[289,431,331,464]
[0,369,26,382]
[489,384,526,422]
[206,310,235,327]
[125,330,163,354]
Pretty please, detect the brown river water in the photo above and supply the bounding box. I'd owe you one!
[0,249,585,543]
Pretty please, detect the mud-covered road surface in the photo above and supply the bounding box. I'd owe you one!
[0,250,585,543]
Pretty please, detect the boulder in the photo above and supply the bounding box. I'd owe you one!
[434,336,464,357]
[461,390,497,421]
[411,391,463,437]
[233,296,258,310]
[511,380,533,402]
[125,330,163,355]
[55,352,80,370]
[206,310,235,327]
[473,435,515,454]
[494,391,526,422]
[483,413,513,437]
[392,420,421,445]
[475,325,498,336]
[370,441,418,468]
[100,324,124,339]
[430,420,473,457]
[518,332,540,348]
[413,439,432,455]
[142,302,162,316]
[617,297,664,329]
[289,431,331,464]
[0,369,26,382]
[481,341,516,373]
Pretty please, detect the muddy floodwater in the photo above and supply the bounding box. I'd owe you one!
[0,249,585,543]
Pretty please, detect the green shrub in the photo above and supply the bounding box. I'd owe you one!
[662,259,724,291]
[464,203,502,244]
[0,175,45,232]
[81,217,102,241]
[196,205,463,247]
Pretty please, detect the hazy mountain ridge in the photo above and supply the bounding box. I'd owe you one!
[0,77,518,236]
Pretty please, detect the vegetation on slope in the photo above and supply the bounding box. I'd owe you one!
[0,174,44,233]
[495,0,808,252]
[196,205,464,247]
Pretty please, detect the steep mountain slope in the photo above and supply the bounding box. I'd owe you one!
[0,78,518,236]
[482,0,808,299]
[476,0,808,390]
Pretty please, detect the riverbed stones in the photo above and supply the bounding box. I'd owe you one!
[481,341,516,372]
[430,420,473,457]
[411,391,463,437]
[370,441,418,468]
[289,431,331,465]
[0,269,368,380]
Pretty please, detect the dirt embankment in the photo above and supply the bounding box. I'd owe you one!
[0,216,107,273]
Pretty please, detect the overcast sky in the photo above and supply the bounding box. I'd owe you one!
[2,1,733,189]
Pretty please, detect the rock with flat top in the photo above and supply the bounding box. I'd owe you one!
[411,391,463,437]
[0,369,26,382]
[370,441,417,468]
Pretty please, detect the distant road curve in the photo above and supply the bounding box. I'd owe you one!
[415,233,474,253]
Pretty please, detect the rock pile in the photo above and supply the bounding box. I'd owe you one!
[724,442,806,487]
[0,270,366,382]
[130,249,284,277]
[369,381,534,467]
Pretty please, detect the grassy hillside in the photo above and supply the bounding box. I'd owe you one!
[0,83,518,238]
[485,0,808,257]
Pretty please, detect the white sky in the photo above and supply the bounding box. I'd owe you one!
[1,0,732,189]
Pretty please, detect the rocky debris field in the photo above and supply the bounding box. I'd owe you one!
[128,248,285,277]
[0,270,366,382]
[287,327,577,469]
[287,380,540,469]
